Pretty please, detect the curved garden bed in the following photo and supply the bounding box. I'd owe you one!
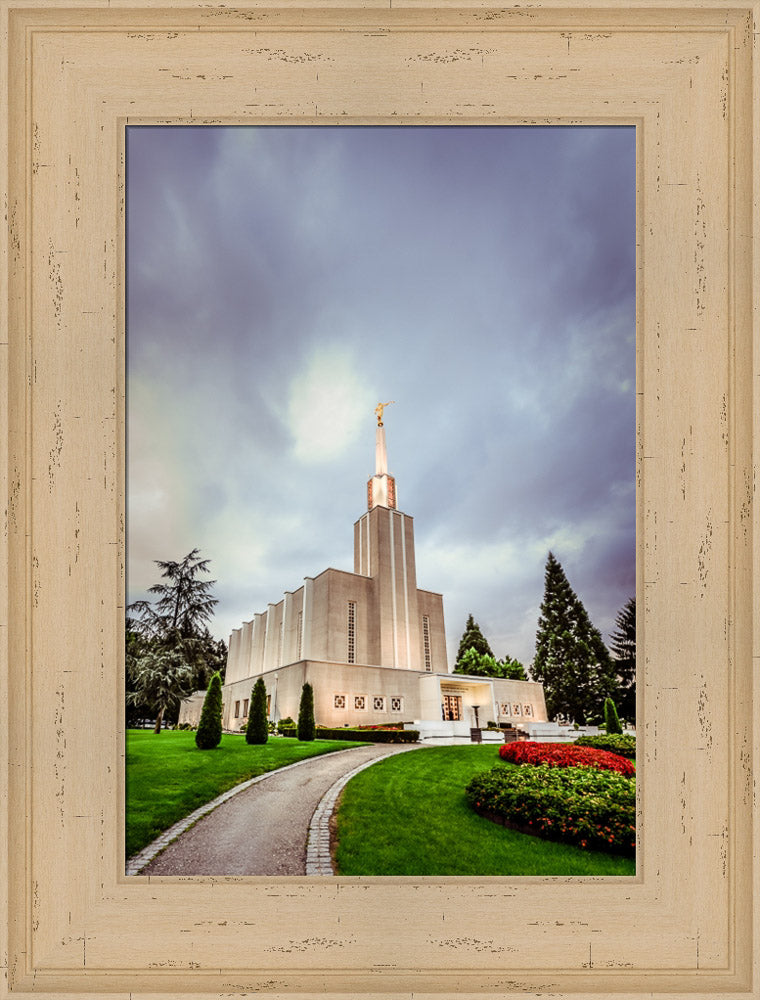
[466,761,636,856]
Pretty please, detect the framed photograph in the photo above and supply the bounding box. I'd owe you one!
[2,1,757,998]
[123,122,636,881]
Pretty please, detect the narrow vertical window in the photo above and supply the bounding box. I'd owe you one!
[347,601,356,664]
[296,610,303,660]
[422,615,432,671]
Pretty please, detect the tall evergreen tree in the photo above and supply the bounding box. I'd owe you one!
[246,678,269,745]
[609,596,636,723]
[455,613,493,669]
[297,682,316,742]
[137,548,218,639]
[531,552,618,724]
[195,672,223,749]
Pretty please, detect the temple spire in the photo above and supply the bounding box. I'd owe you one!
[368,402,397,510]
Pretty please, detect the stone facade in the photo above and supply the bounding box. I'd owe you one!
[224,493,448,686]
[179,659,548,737]
[180,417,548,738]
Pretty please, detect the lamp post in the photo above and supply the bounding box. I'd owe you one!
[273,673,279,724]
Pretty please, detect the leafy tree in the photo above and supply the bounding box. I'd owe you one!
[531,552,618,724]
[604,697,623,735]
[125,619,155,726]
[455,613,493,669]
[297,683,316,741]
[454,647,527,680]
[127,549,223,726]
[195,672,223,749]
[501,656,528,681]
[609,597,636,723]
[246,678,269,745]
[126,648,195,733]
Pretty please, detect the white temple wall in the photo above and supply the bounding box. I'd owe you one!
[214,661,549,731]
[224,627,243,685]
[249,612,265,675]
[417,589,448,674]
[239,620,253,680]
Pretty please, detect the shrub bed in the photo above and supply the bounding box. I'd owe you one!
[466,763,635,856]
[279,726,419,743]
[356,723,405,731]
[573,733,636,759]
[499,740,635,777]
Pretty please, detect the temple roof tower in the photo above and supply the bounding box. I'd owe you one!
[368,400,397,510]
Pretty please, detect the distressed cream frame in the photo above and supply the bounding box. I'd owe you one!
[1,2,758,998]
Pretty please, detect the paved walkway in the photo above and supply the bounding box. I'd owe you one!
[133,742,420,877]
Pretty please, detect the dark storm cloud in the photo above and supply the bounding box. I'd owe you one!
[127,125,635,665]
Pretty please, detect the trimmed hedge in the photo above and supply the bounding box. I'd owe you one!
[499,740,635,777]
[466,763,636,856]
[355,723,405,731]
[279,726,419,744]
[574,733,636,759]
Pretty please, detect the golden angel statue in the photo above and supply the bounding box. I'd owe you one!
[375,400,395,426]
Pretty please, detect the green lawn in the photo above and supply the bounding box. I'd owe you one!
[334,745,636,877]
[125,730,366,858]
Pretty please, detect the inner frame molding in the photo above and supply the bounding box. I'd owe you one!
[1,2,758,998]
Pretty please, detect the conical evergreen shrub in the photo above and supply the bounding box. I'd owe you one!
[246,677,269,745]
[604,697,623,735]
[297,682,316,741]
[195,671,223,749]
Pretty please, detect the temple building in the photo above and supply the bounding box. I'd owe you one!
[180,406,547,741]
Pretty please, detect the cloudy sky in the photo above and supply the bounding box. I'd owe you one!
[126,125,635,669]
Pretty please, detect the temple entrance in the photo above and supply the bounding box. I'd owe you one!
[441,694,462,722]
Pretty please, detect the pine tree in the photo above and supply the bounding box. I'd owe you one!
[127,549,222,726]
[609,597,636,723]
[195,672,223,749]
[604,697,623,734]
[455,613,493,669]
[297,682,316,741]
[531,552,617,724]
[129,549,218,641]
[246,678,269,745]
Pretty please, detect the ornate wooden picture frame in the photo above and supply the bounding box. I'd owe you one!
[1,2,757,997]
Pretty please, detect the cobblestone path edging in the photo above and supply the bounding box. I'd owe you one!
[305,744,423,876]
[126,744,374,876]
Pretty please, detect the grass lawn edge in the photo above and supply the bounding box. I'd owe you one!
[125,731,372,861]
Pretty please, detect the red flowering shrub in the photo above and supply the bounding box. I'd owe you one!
[498,740,635,777]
